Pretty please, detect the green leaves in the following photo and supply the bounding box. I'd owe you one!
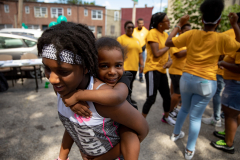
[170,1,240,33]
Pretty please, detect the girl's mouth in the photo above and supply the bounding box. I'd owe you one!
[53,85,65,92]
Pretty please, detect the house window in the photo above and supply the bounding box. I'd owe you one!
[27,25,40,29]
[91,10,103,20]
[51,8,63,18]
[25,6,30,14]
[114,11,119,21]
[34,7,48,18]
[84,9,88,16]
[0,24,13,29]
[4,5,9,13]
[88,26,95,33]
[67,8,71,16]
[110,25,115,34]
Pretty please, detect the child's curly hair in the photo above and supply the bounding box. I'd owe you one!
[37,22,98,77]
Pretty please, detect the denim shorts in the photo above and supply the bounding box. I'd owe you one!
[221,80,240,111]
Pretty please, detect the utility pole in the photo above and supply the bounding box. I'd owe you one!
[18,0,23,28]
[132,0,138,25]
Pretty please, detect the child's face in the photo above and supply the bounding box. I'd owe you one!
[98,49,124,87]
[42,58,87,96]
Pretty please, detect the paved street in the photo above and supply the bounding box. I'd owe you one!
[0,77,240,160]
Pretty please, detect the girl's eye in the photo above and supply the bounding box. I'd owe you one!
[44,66,50,72]
[116,64,123,68]
[100,65,108,69]
[58,70,70,76]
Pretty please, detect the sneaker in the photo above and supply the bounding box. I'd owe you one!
[161,115,176,126]
[139,77,144,83]
[170,131,185,141]
[221,117,225,126]
[210,140,235,154]
[174,107,180,114]
[169,111,177,119]
[213,130,225,140]
[202,116,222,127]
[185,149,195,160]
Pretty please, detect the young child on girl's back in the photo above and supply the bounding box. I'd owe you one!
[38,22,148,160]
[61,37,144,159]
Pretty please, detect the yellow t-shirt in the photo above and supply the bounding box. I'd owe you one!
[133,26,149,47]
[144,28,169,74]
[172,30,240,80]
[217,29,236,76]
[169,47,187,75]
[117,34,142,71]
[223,53,240,81]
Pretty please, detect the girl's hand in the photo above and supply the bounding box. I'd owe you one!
[163,60,172,69]
[229,12,239,26]
[218,61,224,69]
[70,101,92,118]
[61,90,79,107]
[179,15,190,27]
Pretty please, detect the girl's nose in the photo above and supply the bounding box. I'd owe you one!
[48,71,60,84]
[108,67,117,75]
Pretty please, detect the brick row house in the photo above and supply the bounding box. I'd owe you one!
[0,0,105,37]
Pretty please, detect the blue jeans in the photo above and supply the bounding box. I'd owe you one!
[212,75,225,121]
[173,72,217,151]
[139,50,146,78]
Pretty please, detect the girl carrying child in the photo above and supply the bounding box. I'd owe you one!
[37,22,148,160]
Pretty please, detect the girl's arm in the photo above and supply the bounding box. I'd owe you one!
[174,50,187,58]
[149,42,169,58]
[219,61,240,73]
[139,52,144,73]
[62,82,128,107]
[58,129,74,160]
[229,13,240,42]
[165,15,190,47]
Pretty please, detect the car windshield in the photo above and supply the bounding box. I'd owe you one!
[0,37,24,49]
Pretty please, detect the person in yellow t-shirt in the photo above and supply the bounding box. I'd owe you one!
[211,12,240,155]
[168,23,191,119]
[117,21,144,105]
[133,18,149,83]
[165,0,240,158]
[141,12,175,126]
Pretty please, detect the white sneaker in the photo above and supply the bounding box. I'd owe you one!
[169,111,177,119]
[202,116,222,127]
[162,115,176,126]
[171,131,185,141]
[185,149,195,160]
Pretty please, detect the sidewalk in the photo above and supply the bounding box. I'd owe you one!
[0,78,239,160]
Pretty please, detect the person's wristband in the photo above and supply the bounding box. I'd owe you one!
[175,25,181,31]
[140,65,144,68]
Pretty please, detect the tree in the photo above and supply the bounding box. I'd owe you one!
[171,0,240,32]
[61,0,95,5]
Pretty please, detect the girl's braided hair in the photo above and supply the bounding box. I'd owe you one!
[37,22,98,77]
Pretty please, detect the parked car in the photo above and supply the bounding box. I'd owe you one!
[0,28,43,39]
[0,33,38,60]
[0,33,42,78]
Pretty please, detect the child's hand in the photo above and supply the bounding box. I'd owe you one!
[229,12,239,26]
[70,101,92,118]
[163,60,172,69]
[61,90,79,107]
[179,15,190,27]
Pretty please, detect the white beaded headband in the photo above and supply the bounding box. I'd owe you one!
[42,44,82,65]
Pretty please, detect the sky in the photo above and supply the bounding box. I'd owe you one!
[38,0,168,14]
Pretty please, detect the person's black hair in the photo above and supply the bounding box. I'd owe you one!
[200,0,224,26]
[237,12,240,23]
[137,18,144,23]
[181,23,191,31]
[124,21,134,29]
[96,37,126,60]
[38,22,98,77]
[149,12,166,30]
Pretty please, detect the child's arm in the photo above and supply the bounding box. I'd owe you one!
[174,50,187,58]
[58,129,74,160]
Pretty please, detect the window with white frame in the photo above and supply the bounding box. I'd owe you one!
[25,6,30,14]
[88,26,95,33]
[114,11,119,21]
[67,8,71,16]
[27,25,40,29]
[110,25,115,34]
[0,24,13,29]
[84,9,88,16]
[34,7,48,18]
[51,8,63,18]
[91,10,103,20]
[4,5,9,13]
